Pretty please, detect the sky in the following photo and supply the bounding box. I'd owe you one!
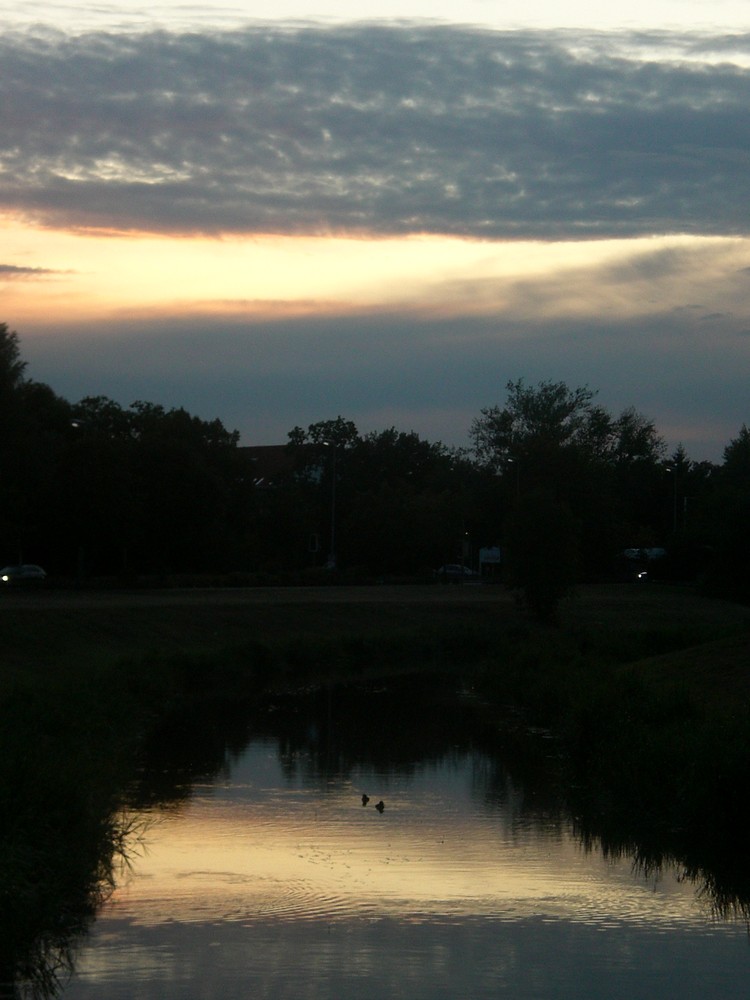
[2,1,750,460]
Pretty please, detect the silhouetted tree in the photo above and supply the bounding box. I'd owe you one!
[1,326,75,565]
[341,429,470,574]
[471,379,613,469]
[723,425,750,480]
[279,422,474,576]
[5,320,746,592]
[470,379,667,583]
[288,416,359,450]
[0,322,26,395]
[282,417,361,571]
[504,491,580,622]
[703,425,750,600]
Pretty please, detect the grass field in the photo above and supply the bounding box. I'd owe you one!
[2,581,748,690]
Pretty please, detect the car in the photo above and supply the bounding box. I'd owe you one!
[0,564,47,586]
[434,563,480,584]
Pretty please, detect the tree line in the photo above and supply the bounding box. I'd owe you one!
[1,322,748,604]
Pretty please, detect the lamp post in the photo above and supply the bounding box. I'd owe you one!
[322,440,337,569]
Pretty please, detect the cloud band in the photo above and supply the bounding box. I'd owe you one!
[2,25,750,238]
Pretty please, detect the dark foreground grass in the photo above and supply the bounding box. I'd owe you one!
[2,581,748,683]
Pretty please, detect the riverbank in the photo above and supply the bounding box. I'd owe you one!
[2,582,750,992]
[4,583,750,786]
[3,582,749,761]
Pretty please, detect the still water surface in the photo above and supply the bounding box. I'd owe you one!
[61,683,749,999]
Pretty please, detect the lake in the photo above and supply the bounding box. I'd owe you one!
[58,676,749,999]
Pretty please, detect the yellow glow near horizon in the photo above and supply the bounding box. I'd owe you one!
[4,214,749,334]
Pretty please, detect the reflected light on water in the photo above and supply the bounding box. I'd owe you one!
[119,782,689,927]
[63,739,748,1000]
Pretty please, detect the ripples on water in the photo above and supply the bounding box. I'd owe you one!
[58,730,750,1000]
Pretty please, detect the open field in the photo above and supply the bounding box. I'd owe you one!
[1,584,512,676]
[2,582,749,697]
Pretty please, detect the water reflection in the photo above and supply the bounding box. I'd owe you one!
[55,677,750,999]
[96,741,708,927]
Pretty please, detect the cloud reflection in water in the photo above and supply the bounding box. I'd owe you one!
[62,739,746,999]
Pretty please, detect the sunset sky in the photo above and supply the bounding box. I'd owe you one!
[2,0,749,459]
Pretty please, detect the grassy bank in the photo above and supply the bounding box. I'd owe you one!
[3,581,748,679]
[3,584,749,791]
[4,584,748,844]
[3,583,750,811]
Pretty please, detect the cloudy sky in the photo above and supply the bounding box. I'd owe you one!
[2,1,749,460]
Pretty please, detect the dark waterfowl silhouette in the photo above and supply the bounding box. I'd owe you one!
[375,800,385,813]
[362,794,370,806]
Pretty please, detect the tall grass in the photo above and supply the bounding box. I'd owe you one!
[0,668,141,997]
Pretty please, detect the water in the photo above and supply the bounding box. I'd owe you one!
[59,681,750,999]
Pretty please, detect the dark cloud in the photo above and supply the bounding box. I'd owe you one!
[0,263,56,276]
[2,24,750,238]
